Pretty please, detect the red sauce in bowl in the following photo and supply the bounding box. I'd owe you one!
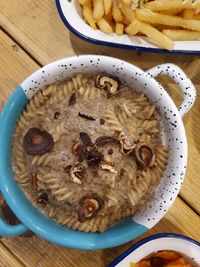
[130,250,199,267]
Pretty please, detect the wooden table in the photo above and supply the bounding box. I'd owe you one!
[0,1,200,266]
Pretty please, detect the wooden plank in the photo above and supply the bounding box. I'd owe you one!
[0,28,40,267]
[159,61,200,215]
[177,58,200,214]
[180,87,200,214]
[0,0,196,68]
[0,243,24,267]
[0,30,39,102]
[0,5,200,267]
[1,197,199,267]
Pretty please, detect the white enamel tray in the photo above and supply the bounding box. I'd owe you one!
[56,0,200,55]
[108,234,200,266]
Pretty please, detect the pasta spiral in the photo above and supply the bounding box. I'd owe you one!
[12,73,168,233]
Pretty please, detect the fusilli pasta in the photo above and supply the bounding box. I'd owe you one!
[12,73,168,232]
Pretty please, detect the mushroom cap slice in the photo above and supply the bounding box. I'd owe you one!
[119,131,135,155]
[78,194,104,222]
[23,127,54,155]
[95,75,119,96]
[135,143,154,169]
[70,164,85,184]
[95,136,118,147]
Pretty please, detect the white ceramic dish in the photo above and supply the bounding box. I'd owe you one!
[56,0,200,55]
[108,233,200,266]
[0,55,196,249]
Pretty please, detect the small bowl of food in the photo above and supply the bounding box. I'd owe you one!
[56,0,200,54]
[0,55,196,249]
[108,233,200,266]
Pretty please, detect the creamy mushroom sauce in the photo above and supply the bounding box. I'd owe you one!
[12,73,167,232]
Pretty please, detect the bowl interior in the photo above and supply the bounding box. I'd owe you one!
[0,56,188,249]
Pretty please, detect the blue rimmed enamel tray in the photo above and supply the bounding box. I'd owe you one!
[56,0,200,55]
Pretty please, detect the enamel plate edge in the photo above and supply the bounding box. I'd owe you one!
[56,0,200,55]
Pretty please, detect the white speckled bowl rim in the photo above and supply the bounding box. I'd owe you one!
[21,55,192,230]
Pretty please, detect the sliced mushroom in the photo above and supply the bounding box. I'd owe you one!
[79,132,92,146]
[95,136,118,147]
[100,162,117,174]
[119,131,135,155]
[73,133,104,166]
[100,118,105,125]
[86,146,103,168]
[72,141,82,155]
[134,143,154,170]
[108,148,114,155]
[37,193,48,205]
[95,75,119,96]
[72,140,88,162]
[31,172,38,190]
[100,162,118,188]
[54,111,60,120]
[23,128,54,155]
[78,112,96,121]
[63,165,72,174]
[78,194,104,222]
[70,164,85,184]
[68,92,76,106]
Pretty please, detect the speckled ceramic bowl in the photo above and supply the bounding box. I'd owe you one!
[109,233,200,266]
[0,55,196,249]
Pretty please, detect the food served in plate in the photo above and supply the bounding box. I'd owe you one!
[76,0,200,50]
[12,73,168,232]
[130,250,199,267]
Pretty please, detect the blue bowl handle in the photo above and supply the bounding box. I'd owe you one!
[0,218,28,236]
[0,101,28,236]
[0,189,28,236]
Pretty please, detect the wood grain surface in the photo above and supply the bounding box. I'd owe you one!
[0,243,24,267]
[0,0,200,266]
[1,198,200,267]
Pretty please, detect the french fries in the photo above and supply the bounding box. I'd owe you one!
[93,0,104,20]
[194,14,200,19]
[97,18,113,33]
[115,22,124,35]
[77,0,89,5]
[125,19,141,35]
[112,1,123,22]
[121,0,132,5]
[163,29,200,41]
[119,3,135,22]
[77,0,200,50]
[144,0,200,12]
[83,3,97,29]
[139,22,174,50]
[103,0,112,15]
[161,8,182,16]
[135,9,200,32]
[181,8,195,19]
